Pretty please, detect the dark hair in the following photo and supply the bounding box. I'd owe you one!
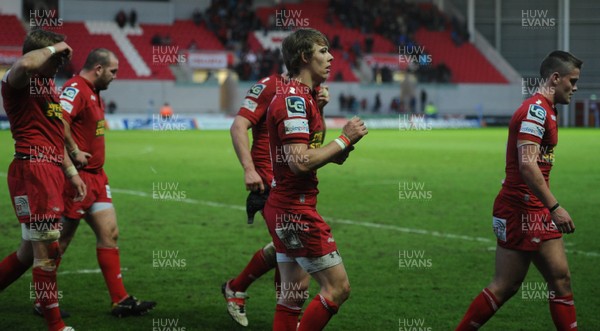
[82,48,115,70]
[22,29,65,55]
[540,51,583,79]
[282,28,329,77]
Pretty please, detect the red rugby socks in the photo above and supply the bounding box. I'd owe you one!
[297,294,339,331]
[550,294,577,330]
[97,247,128,303]
[273,304,301,331]
[456,288,501,330]
[230,248,275,292]
[33,266,65,331]
[0,251,30,291]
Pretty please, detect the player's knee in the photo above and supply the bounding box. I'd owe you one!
[98,226,119,247]
[551,271,572,294]
[326,280,350,306]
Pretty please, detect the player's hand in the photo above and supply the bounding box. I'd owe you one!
[73,150,91,168]
[245,169,265,193]
[342,116,368,144]
[317,85,330,110]
[551,207,575,234]
[69,174,87,202]
[332,145,354,165]
[53,42,73,61]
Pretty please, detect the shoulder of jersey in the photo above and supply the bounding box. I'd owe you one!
[522,98,550,125]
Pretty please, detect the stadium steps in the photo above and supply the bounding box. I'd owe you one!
[85,21,151,77]
[414,28,508,83]
[59,22,138,79]
[0,14,26,46]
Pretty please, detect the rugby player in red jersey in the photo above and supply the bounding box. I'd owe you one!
[456,51,581,331]
[264,28,367,331]
[0,29,84,331]
[56,48,156,317]
[225,73,330,327]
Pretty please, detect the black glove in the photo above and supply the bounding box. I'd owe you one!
[246,188,269,224]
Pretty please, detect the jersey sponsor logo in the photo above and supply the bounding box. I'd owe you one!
[60,100,73,114]
[241,98,258,112]
[14,195,30,217]
[309,131,324,149]
[60,86,79,102]
[551,114,556,121]
[106,185,112,199]
[492,216,507,242]
[284,118,309,135]
[519,121,544,139]
[247,84,266,98]
[45,102,63,119]
[526,104,547,125]
[95,119,105,136]
[285,96,306,117]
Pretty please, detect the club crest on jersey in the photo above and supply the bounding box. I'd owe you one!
[247,84,266,98]
[527,104,547,125]
[61,86,79,102]
[285,96,306,117]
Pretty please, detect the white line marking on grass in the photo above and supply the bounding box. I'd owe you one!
[58,268,128,275]
[112,188,600,258]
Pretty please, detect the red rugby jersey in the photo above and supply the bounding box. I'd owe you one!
[2,71,64,162]
[236,74,281,185]
[266,79,324,208]
[498,93,558,209]
[60,75,106,171]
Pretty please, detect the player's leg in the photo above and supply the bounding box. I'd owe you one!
[29,222,70,331]
[32,220,73,318]
[223,242,277,327]
[297,254,349,331]
[532,238,577,330]
[0,239,33,291]
[85,203,156,317]
[456,245,531,331]
[58,217,81,254]
[274,259,310,331]
[229,242,278,292]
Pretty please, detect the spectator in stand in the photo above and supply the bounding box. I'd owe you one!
[115,9,127,28]
[192,8,203,26]
[420,89,427,113]
[151,33,162,46]
[373,93,381,113]
[128,9,137,27]
[108,100,117,114]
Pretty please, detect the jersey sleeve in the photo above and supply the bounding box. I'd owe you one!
[517,103,548,144]
[59,84,83,124]
[272,95,311,145]
[237,78,275,125]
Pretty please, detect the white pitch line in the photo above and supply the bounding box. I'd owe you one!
[58,268,128,275]
[112,188,600,258]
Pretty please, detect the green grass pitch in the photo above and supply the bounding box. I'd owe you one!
[0,128,598,330]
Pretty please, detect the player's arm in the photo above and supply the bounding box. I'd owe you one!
[62,145,86,202]
[286,117,367,174]
[230,115,264,193]
[6,42,72,89]
[517,140,574,233]
[317,85,329,112]
[61,118,91,167]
